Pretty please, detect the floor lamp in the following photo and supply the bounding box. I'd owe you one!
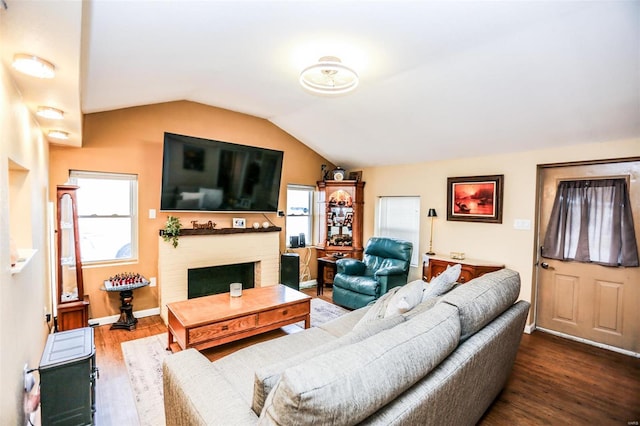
[427,208,437,255]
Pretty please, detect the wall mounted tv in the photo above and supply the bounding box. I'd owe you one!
[160,132,284,213]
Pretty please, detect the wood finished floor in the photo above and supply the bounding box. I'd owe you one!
[92,288,639,425]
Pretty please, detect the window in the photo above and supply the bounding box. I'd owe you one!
[542,178,639,267]
[69,170,138,264]
[376,196,421,266]
[286,184,314,247]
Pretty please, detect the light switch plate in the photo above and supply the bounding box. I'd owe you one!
[513,219,531,230]
[149,209,156,219]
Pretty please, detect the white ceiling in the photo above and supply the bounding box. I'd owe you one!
[2,1,639,170]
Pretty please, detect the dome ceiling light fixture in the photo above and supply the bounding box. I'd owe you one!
[12,53,56,79]
[47,130,69,140]
[37,106,65,120]
[299,56,359,95]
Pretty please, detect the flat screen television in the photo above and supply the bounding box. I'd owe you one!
[160,132,284,212]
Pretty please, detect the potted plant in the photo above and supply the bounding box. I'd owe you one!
[162,216,182,248]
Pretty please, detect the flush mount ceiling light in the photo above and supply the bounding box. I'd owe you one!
[299,56,359,95]
[37,106,64,120]
[47,130,69,140]
[12,53,56,78]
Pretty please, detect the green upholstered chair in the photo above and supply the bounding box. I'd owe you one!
[332,237,413,310]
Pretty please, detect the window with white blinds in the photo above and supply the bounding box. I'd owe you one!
[69,170,138,264]
[376,196,421,266]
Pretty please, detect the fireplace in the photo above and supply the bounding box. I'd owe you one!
[158,230,280,322]
[188,262,255,299]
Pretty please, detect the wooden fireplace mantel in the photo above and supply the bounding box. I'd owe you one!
[158,226,281,237]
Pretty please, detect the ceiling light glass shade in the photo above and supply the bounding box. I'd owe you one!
[12,53,56,78]
[300,56,359,95]
[47,130,69,140]
[37,106,64,120]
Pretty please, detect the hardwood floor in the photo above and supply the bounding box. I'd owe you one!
[92,288,639,425]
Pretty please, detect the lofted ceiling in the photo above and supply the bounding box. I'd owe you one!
[1,1,638,170]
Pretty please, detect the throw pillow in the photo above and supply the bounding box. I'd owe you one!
[384,279,425,317]
[422,263,461,302]
[351,287,401,330]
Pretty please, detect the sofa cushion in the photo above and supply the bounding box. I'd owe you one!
[215,327,337,406]
[258,303,461,426]
[440,268,520,340]
[422,263,461,302]
[252,313,404,415]
[401,295,442,321]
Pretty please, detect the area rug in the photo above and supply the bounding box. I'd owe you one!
[121,298,348,426]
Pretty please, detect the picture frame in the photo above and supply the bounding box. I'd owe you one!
[446,175,504,223]
[232,217,246,229]
[348,170,363,181]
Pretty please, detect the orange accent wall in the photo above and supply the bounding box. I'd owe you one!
[49,101,331,319]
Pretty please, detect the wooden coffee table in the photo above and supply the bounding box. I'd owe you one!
[166,284,311,352]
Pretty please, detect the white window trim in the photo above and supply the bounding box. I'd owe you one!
[69,170,139,265]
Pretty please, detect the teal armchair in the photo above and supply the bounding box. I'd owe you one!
[332,237,413,309]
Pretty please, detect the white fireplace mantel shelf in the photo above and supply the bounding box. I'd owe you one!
[159,226,281,237]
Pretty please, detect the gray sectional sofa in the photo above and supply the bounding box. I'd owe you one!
[163,268,530,425]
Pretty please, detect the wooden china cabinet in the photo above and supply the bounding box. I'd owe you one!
[56,185,90,331]
[316,180,365,261]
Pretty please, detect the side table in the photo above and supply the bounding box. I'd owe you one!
[102,276,150,330]
[316,257,338,296]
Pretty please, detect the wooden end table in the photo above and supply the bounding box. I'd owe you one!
[316,256,338,296]
[166,284,311,352]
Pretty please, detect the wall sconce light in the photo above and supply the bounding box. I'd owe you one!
[427,208,437,255]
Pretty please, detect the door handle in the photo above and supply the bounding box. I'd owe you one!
[540,262,552,270]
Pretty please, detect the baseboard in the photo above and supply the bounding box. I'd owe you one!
[89,307,161,327]
[524,323,536,334]
[536,326,639,358]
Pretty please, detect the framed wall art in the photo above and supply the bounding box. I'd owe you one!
[446,175,504,223]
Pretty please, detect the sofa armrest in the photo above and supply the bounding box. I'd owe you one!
[163,348,257,426]
[337,258,366,275]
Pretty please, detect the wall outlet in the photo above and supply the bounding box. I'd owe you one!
[149,277,157,287]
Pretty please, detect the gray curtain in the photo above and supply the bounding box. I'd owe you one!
[542,179,639,267]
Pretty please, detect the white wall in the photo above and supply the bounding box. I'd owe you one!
[0,62,51,424]
[361,139,640,326]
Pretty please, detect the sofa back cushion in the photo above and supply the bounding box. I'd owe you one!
[252,313,404,415]
[258,303,460,426]
[440,268,520,340]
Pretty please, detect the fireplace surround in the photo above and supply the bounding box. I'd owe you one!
[158,228,280,322]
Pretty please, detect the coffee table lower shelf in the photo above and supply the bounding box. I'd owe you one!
[166,284,311,352]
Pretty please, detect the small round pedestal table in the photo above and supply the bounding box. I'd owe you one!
[102,278,150,331]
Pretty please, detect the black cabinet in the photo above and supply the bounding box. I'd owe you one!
[39,327,97,425]
[280,253,300,290]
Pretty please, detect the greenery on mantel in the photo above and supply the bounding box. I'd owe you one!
[162,216,182,248]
